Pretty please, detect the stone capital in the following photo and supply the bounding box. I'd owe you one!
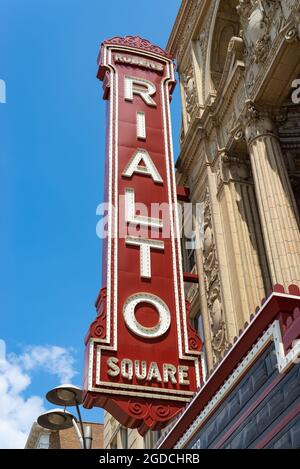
[242,101,277,145]
[216,150,250,192]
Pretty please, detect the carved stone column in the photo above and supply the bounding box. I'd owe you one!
[244,103,300,286]
[193,214,214,372]
[202,190,229,364]
[216,151,271,327]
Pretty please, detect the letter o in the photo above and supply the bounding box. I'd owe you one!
[123,293,171,339]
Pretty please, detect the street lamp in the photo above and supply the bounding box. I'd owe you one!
[37,408,75,430]
[37,384,92,449]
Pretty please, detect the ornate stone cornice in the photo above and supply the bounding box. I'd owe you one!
[243,3,300,101]
[166,0,209,66]
[182,35,246,149]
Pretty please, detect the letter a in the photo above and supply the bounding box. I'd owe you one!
[122,149,163,184]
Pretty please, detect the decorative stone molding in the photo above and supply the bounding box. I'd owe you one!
[283,4,300,43]
[208,287,227,361]
[181,60,197,125]
[197,1,216,104]
[203,191,228,362]
[176,116,206,184]
[237,0,284,64]
[233,101,277,146]
[216,151,250,193]
[285,26,298,43]
[223,110,237,141]
[168,0,203,66]
[227,36,245,59]
[237,1,283,31]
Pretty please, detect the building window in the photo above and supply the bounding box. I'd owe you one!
[179,200,197,272]
[185,235,196,272]
[36,433,50,449]
[181,234,196,272]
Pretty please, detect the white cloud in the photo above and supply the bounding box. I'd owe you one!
[0,342,78,449]
[14,345,78,384]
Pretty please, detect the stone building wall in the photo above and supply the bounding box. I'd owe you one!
[25,422,103,449]
[168,0,300,370]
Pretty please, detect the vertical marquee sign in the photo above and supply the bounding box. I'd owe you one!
[83,36,203,434]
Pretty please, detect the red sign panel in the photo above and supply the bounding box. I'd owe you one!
[83,36,203,434]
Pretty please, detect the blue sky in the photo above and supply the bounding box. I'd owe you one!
[0,0,182,446]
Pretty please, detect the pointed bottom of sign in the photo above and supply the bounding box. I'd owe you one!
[83,391,183,435]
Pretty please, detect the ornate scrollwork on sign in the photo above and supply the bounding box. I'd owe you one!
[87,397,182,436]
[203,192,228,362]
[107,399,181,435]
[102,36,173,59]
[85,288,107,342]
[181,60,197,125]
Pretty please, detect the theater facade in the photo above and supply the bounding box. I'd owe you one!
[90,0,300,449]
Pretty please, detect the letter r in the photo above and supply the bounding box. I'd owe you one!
[124,76,157,107]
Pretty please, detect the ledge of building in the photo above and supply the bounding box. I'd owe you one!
[156,284,300,448]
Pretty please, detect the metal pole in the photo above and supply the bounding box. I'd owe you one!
[75,401,87,450]
[84,425,93,449]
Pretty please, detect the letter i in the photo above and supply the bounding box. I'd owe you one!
[136,111,146,140]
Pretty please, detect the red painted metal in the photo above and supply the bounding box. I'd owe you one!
[176,186,190,202]
[83,36,203,434]
[158,286,300,448]
[183,272,199,283]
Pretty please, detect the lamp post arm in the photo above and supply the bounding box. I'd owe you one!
[72,418,84,449]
